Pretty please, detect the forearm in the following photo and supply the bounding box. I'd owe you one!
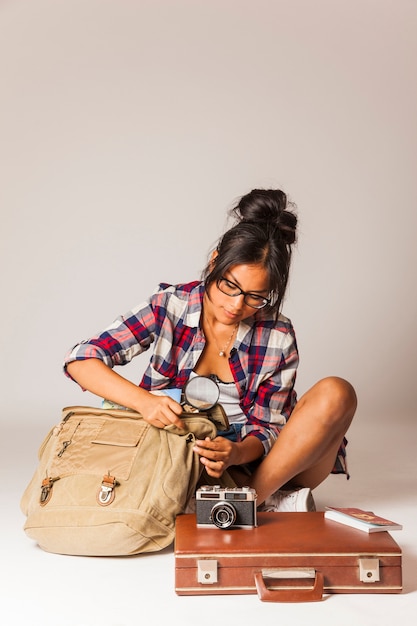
[66,358,150,413]
[232,435,264,466]
[66,358,184,429]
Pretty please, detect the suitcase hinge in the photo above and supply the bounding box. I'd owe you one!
[197,559,218,584]
[359,557,380,582]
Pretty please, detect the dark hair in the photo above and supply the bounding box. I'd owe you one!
[203,189,297,316]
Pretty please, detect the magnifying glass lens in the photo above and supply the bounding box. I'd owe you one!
[184,376,219,410]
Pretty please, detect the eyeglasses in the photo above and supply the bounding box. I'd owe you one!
[216,277,271,309]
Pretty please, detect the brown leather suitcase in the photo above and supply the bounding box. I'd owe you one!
[175,512,402,602]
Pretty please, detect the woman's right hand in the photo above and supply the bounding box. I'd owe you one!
[138,393,184,430]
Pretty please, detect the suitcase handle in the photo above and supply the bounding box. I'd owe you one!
[254,569,324,602]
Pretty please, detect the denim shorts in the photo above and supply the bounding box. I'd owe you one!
[217,423,244,442]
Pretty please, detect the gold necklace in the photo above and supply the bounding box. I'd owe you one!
[205,316,238,357]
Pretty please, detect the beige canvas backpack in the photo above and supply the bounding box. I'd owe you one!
[21,405,228,556]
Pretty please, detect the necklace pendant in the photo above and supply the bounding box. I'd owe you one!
[219,350,225,357]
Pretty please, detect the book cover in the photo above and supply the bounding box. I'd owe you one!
[324,507,403,533]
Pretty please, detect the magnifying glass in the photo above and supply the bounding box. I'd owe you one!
[183,376,220,411]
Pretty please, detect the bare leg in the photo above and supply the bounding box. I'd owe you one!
[248,377,357,505]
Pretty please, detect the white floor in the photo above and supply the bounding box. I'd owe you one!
[1,414,416,626]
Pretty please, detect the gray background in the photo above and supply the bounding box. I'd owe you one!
[1,0,416,427]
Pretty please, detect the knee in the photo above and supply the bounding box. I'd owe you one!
[314,376,357,428]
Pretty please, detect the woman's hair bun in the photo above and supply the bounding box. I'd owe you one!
[231,188,297,245]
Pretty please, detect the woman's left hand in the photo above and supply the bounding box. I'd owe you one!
[193,436,239,478]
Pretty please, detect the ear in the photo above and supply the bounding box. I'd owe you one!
[209,249,218,271]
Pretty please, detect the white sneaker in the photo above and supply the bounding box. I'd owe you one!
[258,487,316,512]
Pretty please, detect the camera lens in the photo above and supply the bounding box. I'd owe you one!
[210,502,236,529]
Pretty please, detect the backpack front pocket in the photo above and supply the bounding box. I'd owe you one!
[51,416,149,481]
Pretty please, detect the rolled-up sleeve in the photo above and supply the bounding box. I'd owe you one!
[64,299,156,381]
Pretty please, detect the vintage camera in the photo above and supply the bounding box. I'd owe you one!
[196,485,257,529]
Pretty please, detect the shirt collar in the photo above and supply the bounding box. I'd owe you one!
[184,282,205,329]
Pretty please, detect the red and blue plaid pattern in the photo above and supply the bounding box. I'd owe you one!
[64,281,347,473]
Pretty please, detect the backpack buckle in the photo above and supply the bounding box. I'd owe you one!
[40,475,59,506]
[97,474,118,506]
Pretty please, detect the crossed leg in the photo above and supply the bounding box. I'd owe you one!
[248,376,357,505]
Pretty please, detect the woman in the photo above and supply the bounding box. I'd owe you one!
[65,189,357,511]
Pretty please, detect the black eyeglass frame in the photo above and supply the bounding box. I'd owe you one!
[216,277,271,309]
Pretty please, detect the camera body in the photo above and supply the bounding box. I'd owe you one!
[195,485,257,529]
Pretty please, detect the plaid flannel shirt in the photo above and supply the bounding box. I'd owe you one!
[64,281,298,454]
[64,281,347,473]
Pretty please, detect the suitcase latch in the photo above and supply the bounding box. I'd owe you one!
[197,559,218,584]
[359,557,380,582]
